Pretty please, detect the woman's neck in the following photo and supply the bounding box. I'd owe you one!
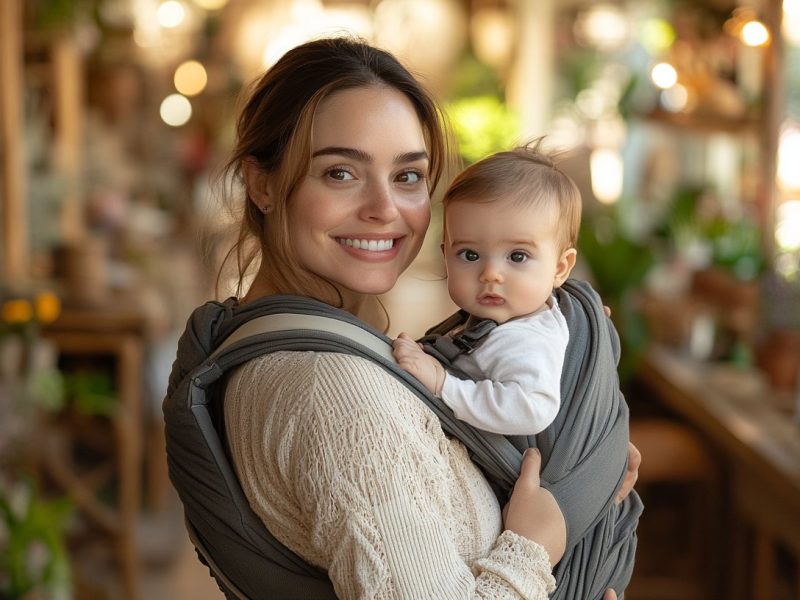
[241,269,388,331]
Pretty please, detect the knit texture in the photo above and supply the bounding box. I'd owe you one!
[225,351,556,599]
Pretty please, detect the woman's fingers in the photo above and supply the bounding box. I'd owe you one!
[514,448,542,494]
[616,442,641,504]
[603,589,618,600]
[504,447,566,565]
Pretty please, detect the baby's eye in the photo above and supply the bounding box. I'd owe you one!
[509,251,529,263]
[457,249,480,262]
[327,168,355,181]
[396,170,425,184]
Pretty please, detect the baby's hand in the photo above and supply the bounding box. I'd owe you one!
[392,333,445,395]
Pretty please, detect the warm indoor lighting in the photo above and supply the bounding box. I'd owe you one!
[574,4,631,51]
[470,7,514,70]
[191,0,228,9]
[174,60,208,96]
[661,83,689,112]
[784,0,800,45]
[741,20,770,46]
[157,1,186,28]
[160,93,192,126]
[778,127,800,190]
[775,200,800,251]
[590,148,624,204]
[650,62,678,89]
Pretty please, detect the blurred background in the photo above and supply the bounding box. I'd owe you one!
[1,0,799,598]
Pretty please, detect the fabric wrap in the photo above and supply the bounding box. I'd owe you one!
[162,280,641,600]
[423,278,642,599]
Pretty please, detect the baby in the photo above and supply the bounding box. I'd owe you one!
[393,143,580,435]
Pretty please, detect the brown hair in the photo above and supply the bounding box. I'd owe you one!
[443,140,582,252]
[218,37,450,301]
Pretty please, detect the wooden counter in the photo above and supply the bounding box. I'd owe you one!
[639,345,800,600]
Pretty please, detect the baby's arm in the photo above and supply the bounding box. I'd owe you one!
[392,332,446,395]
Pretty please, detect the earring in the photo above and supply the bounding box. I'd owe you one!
[259,204,271,214]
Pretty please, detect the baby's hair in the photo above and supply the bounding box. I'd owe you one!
[443,139,582,251]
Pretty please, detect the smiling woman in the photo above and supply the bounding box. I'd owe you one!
[164,36,636,600]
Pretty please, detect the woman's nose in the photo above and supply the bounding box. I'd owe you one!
[359,181,400,222]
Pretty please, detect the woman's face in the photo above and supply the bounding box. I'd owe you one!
[287,85,431,299]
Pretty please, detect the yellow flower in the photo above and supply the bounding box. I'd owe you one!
[35,292,61,324]
[2,299,33,323]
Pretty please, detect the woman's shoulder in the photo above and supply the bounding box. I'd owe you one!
[228,350,428,424]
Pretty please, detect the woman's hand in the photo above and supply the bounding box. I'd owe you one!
[616,442,641,504]
[502,448,566,566]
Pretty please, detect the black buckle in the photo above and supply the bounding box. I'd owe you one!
[451,318,497,354]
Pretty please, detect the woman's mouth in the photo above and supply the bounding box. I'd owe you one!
[336,237,395,252]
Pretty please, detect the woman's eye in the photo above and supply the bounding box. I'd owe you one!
[327,168,354,181]
[396,170,424,184]
[509,251,528,263]
[457,249,480,262]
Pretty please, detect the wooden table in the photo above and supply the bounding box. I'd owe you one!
[639,345,800,600]
[43,300,150,600]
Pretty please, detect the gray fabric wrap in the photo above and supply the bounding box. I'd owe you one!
[162,280,641,600]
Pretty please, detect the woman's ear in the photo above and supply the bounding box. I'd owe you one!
[242,158,274,213]
[553,248,577,288]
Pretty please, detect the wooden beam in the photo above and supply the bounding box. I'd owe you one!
[0,0,27,284]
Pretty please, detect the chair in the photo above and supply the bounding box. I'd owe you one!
[627,418,723,600]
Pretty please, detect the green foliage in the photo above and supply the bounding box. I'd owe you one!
[63,371,117,417]
[578,210,656,382]
[445,96,521,165]
[29,0,97,30]
[655,185,765,281]
[0,478,72,600]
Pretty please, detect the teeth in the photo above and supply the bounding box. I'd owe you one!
[338,238,394,251]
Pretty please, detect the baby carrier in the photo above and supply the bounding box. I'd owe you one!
[162,279,642,599]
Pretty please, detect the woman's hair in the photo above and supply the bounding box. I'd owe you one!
[219,36,449,301]
[442,141,582,252]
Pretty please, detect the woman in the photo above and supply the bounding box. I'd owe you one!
[166,37,638,599]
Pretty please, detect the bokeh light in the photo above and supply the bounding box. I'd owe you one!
[650,62,678,89]
[775,200,800,251]
[160,94,192,126]
[741,20,770,46]
[174,60,208,96]
[157,1,186,28]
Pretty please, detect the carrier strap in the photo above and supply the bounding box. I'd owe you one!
[211,312,396,363]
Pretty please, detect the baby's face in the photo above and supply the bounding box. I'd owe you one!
[443,198,573,324]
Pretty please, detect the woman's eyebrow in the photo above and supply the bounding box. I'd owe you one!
[311,147,428,164]
[395,151,429,163]
[312,146,371,161]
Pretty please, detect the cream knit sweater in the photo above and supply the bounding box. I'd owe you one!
[224,350,556,599]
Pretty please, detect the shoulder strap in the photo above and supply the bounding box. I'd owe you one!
[211,312,395,363]
[207,310,522,494]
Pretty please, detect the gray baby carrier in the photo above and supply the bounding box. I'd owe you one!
[163,279,642,599]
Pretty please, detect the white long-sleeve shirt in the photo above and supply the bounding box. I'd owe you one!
[224,350,556,599]
[441,297,568,436]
